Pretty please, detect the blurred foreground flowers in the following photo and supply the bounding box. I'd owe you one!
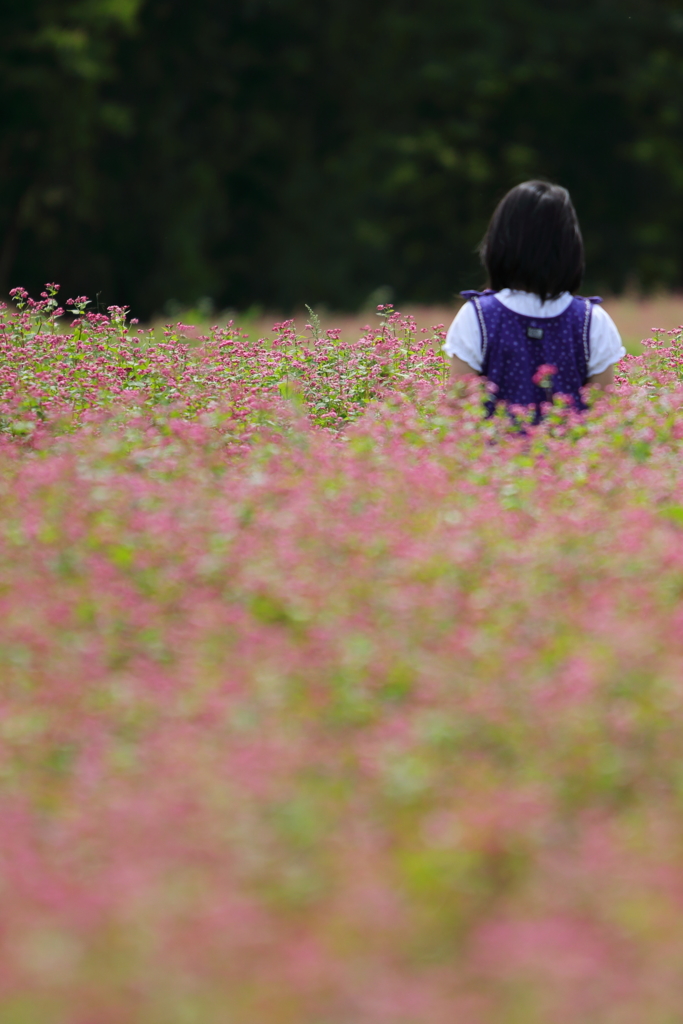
[2,291,683,1021]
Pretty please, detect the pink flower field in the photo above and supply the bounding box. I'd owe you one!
[3,287,683,1022]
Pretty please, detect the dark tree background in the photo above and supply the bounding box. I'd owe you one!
[3,0,683,316]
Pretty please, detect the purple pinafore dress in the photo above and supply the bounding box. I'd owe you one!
[460,290,603,420]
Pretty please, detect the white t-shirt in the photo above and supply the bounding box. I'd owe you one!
[444,289,626,377]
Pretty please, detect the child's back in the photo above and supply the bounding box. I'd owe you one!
[446,181,625,416]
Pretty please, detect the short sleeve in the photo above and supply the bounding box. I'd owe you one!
[443,302,483,372]
[588,305,626,376]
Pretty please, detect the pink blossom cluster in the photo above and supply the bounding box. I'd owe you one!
[0,291,447,440]
[2,288,683,1021]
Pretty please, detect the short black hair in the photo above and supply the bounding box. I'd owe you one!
[479,180,584,300]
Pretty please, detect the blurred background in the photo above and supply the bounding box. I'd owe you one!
[3,0,683,327]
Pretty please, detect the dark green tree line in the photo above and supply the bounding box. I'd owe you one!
[3,0,683,316]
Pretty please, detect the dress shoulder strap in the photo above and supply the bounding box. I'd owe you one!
[460,290,496,361]
[459,289,495,300]
[573,295,603,362]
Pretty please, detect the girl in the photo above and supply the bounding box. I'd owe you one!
[446,180,625,416]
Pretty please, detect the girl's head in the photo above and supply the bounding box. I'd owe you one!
[479,180,584,300]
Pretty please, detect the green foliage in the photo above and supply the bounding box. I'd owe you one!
[3,0,683,314]
[0,0,142,293]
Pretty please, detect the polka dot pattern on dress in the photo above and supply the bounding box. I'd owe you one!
[462,292,599,421]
